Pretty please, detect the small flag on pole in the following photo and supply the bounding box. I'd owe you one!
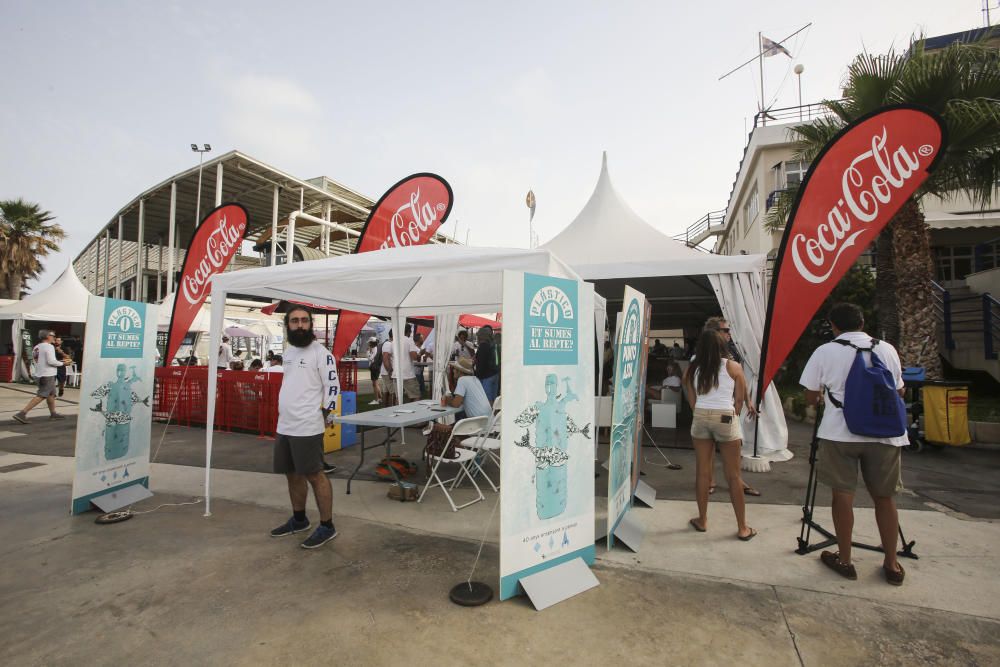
[762,36,791,58]
[526,189,536,223]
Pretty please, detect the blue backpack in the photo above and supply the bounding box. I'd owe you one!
[827,339,907,438]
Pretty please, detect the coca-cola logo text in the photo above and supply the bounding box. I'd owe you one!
[378,188,446,250]
[181,214,245,305]
[790,126,931,284]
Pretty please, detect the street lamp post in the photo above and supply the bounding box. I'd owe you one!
[794,64,805,120]
[191,143,212,223]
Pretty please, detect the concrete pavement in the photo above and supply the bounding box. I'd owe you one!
[2,382,1000,665]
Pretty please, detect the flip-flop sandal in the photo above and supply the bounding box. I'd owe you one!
[737,528,758,541]
[708,485,716,495]
[689,518,706,533]
[743,486,761,497]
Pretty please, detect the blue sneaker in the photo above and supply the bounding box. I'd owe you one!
[270,516,310,538]
[300,524,338,549]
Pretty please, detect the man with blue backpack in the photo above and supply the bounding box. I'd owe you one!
[800,303,908,586]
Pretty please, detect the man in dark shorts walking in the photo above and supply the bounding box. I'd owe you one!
[800,303,908,586]
[269,307,341,549]
[13,330,71,424]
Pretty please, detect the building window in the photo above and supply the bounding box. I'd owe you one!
[784,160,809,187]
[935,245,975,282]
[743,184,759,238]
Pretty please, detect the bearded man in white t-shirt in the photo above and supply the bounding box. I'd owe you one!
[800,302,907,586]
[268,307,341,549]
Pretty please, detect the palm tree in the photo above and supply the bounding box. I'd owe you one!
[766,40,1000,378]
[0,199,65,299]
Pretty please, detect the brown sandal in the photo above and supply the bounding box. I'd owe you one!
[689,518,706,533]
[820,550,857,580]
[883,563,905,586]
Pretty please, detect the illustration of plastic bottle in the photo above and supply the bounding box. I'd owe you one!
[536,374,569,519]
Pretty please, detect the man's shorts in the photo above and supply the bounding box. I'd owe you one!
[36,376,57,398]
[378,375,396,396]
[273,433,325,475]
[690,407,742,443]
[818,439,903,497]
[401,377,421,401]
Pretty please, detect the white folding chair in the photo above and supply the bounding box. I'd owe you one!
[461,395,502,492]
[418,416,487,511]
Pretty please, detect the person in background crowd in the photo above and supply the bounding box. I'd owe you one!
[269,307,340,549]
[651,339,668,356]
[53,336,70,397]
[265,354,284,373]
[366,338,381,404]
[217,335,234,370]
[671,342,685,361]
[266,350,274,363]
[705,316,742,364]
[683,328,757,541]
[249,359,264,371]
[800,303,908,586]
[413,331,427,397]
[13,330,71,424]
[448,329,476,391]
[647,361,683,400]
[380,331,396,407]
[475,325,500,405]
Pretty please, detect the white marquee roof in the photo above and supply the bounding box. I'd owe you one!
[210,244,604,317]
[0,264,91,322]
[542,153,764,279]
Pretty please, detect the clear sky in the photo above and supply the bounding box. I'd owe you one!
[1,0,979,293]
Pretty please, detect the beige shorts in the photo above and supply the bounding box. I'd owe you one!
[690,408,742,443]
[818,439,903,497]
[379,376,421,400]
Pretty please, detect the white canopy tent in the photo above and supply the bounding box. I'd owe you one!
[203,244,607,514]
[0,264,91,381]
[542,153,789,463]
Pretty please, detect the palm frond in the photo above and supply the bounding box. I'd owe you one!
[763,184,800,233]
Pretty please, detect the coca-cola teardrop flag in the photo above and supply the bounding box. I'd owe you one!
[758,105,946,399]
[331,173,453,360]
[165,203,249,364]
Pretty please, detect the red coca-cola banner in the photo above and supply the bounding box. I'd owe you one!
[165,203,249,364]
[331,173,453,360]
[758,106,946,398]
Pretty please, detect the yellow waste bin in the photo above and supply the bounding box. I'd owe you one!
[922,383,971,446]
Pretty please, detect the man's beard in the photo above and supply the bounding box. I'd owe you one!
[287,327,315,348]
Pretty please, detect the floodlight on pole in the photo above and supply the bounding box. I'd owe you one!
[191,143,212,223]
[794,64,805,120]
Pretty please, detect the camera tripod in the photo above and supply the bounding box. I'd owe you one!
[796,407,918,560]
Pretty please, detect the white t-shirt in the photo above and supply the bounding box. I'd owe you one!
[452,340,475,360]
[217,342,234,368]
[277,341,340,437]
[382,337,419,380]
[454,375,491,418]
[662,376,682,392]
[32,342,60,378]
[265,365,284,374]
[799,331,907,447]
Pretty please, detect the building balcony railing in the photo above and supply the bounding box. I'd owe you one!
[753,101,833,129]
[676,209,727,247]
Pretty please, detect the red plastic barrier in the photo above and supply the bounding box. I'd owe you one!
[153,367,283,436]
[0,355,14,383]
[337,359,358,393]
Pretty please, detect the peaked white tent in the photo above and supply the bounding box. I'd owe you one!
[0,264,92,381]
[202,244,607,513]
[542,154,789,464]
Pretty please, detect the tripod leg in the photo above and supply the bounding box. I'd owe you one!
[896,525,918,560]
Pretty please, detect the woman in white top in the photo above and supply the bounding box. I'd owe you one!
[682,329,757,540]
